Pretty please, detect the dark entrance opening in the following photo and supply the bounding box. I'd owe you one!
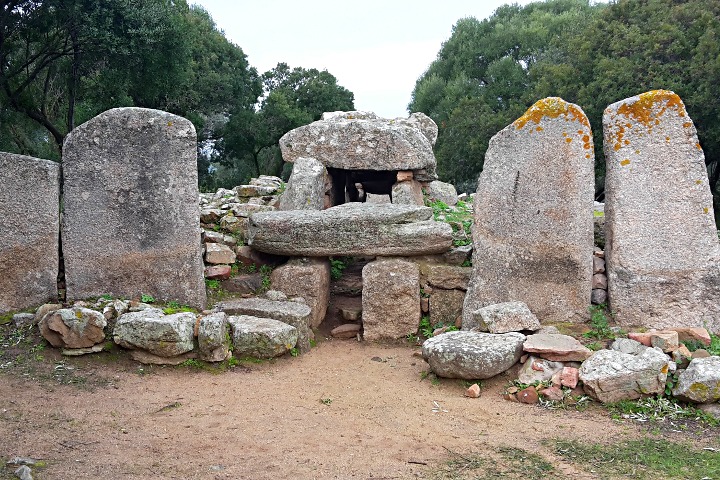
[327,168,398,205]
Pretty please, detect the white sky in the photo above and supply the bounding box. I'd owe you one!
[193,0,545,118]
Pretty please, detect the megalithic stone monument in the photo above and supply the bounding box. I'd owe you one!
[62,108,206,308]
[603,90,720,332]
[462,98,595,327]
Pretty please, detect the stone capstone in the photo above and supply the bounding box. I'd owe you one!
[362,258,420,341]
[228,315,298,359]
[39,307,106,349]
[422,330,525,380]
[603,90,720,332]
[62,107,206,309]
[462,98,594,326]
[0,154,59,314]
[113,310,195,357]
[468,301,541,334]
[198,312,230,362]
[672,356,720,403]
[270,257,330,329]
[523,333,593,362]
[215,297,313,352]
[279,111,437,174]
[248,203,453,257]
[579,347,669,403]
[279,157,327,211]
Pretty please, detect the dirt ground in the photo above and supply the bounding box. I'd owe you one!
[0,330,681,480]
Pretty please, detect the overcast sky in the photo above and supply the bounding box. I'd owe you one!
[194,0,547,118]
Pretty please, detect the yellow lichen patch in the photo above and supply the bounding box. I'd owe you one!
[562,132,568,137]
[696,143,703,150]
[585,154,591,159]
[565,138,572,143]
[167,121,173,127]
[661,364,669,374]
[620,159,631,166]
[624,139,630,145]
[665,136,670,142]
[513,97,590,130]
[577,130,584,134]
[696,180,703,185]
[635,150,640,154]
[704,207,710,214]
[536,126,543,132]
[615,90,688,128]
[683,122,693,128]
[614,143,621,151]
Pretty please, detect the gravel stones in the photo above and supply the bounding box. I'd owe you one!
[422,331,525,379]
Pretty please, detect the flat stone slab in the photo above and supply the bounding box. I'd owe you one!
[672,357,720,403]
[114,310,196,357]
[279,111,437,172]
[362,259,420,341]
[579,348,669,403]
[603,90,720,331]
[470,301,541,334]
[228,315,298,359]
[422,331,525,380]
[247,203,453,256]
[216,298,313,353]
[0,154,59,313]
[523,333,592,362]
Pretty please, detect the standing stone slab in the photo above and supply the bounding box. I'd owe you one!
[278,157,327,211]
[270,257,330,329]
[0,154,59,313]
[462,98,594,325]
[362,259,420,341]
[429,289,465,329]
[62,108,206,308]
[198,312,231,362]
[603,90,720,332]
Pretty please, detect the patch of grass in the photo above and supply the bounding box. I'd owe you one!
[330,257,349,280]
[418,316,458,339]
[554,437,720,479]
[205,279,220,290]
[320,397,332,405]
[607,397,720,426]
[256,264,273,294]
[585,341,603,351]
[583,303,615,340]
[140,294,155,303]
[431,445,554,479]
[162,301,195,315]
[426,198,473,247]
[179,358,204,369]
[708,331,720,356]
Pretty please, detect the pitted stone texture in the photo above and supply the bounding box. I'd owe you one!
[424,180,459,206]
[391,180,425,205]
[198,312,230,362]
[39,307,106,349]
[603,90,720,332]
[270,258,330,329]
[113,310,195,357]
[228,315,297,359]
[279,111,437,174]
[463,98,594,326]
[0,154,59,313]
[62,108,206,308]
[672,357,720,403]
[429,289,465,329]
[395,112,438,146]
[362,259,420,341]
[279,157,327,211]
[216,297,313,352]
[248,203,453,257]
[579,347,669,403]
[523,333,592,362]
[470,302,541,334]
[422,331,525,379]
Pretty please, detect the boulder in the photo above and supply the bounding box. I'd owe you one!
[362,259,420,341]
[279,111,437,173]
[523,333,593,362]
[114,310,195,357]
[424,180,458,206]
[469,301,541,334]
[331,323,362,339]
[668,327,711,347]
[215,297,313,352]
[579,347,669,403]
[228,315,297,359]
[391,180,424,206]
[422,331,525,380]
[62,108,206,308]
[603,90,720,332]
[278,157,327,211]
[672,357,720,403]
[0,154,59,313]
[35,303,63,325]
[198,312,231,362]
[248,203,453,257]
[463,98,594,325]
[270,258,330,329]
[39,307,106,349]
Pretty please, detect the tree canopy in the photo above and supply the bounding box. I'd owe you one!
[410,0,720,219]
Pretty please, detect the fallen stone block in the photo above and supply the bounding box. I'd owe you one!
[114,310,195,357]
[270,257,330,329]
[523,333,593,362]
[39,307,106,349]
[672,356,720,403]
[228,315,297,359]
[362,259,420,341]
[469,301,541,334]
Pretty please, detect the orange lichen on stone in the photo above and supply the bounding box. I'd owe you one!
[615,90,688,128]
[565,138,572,143]
[620,159,631,166]
[513,97,590,130]
[696,143,703,150]
[665,137,670,142]
[536,126,543,132]
[614,143,621,151]
[683,122,693,128]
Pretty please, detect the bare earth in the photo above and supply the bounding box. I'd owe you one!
[1,336,650,480]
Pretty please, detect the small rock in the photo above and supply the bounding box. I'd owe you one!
[627,331,653,346]
[331,323,362,339]
[471,301,541,334]
[264,290,288,302]
[560,367,579,389]
[205,242,237,265]
[465,383,481,398]
[650,331,679,353]
[523,333,592,362]
[611,338,647,355]
[692,349,711,359]
[592,273,607,290]
[593,256,606,274]
[34,303,62,324]
[204,265,232,280]
[698,403,720,420]
[340,308,362,322]
[517,356,564,385]
[536,326,560,335]
[671,344,692,368]
[672,357,720,403]
[540,386,564,401]
[14,465,33,480]
[420,297,430,313]
[591,289,607,305]
[61,345,105,356]
[517,387,539,404]
[668,327,712,347]
[503,392,519,402]
[12,313,35,328]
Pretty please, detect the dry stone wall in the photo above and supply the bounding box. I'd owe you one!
[62,107,206,309]
[603,90,720,331]
[0,154,59,313]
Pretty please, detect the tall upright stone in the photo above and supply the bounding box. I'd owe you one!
[62,108,206,308]
[0,154,59,313]
[278,157,327,211]
[462,98,594,325]
[603,90,720,332]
